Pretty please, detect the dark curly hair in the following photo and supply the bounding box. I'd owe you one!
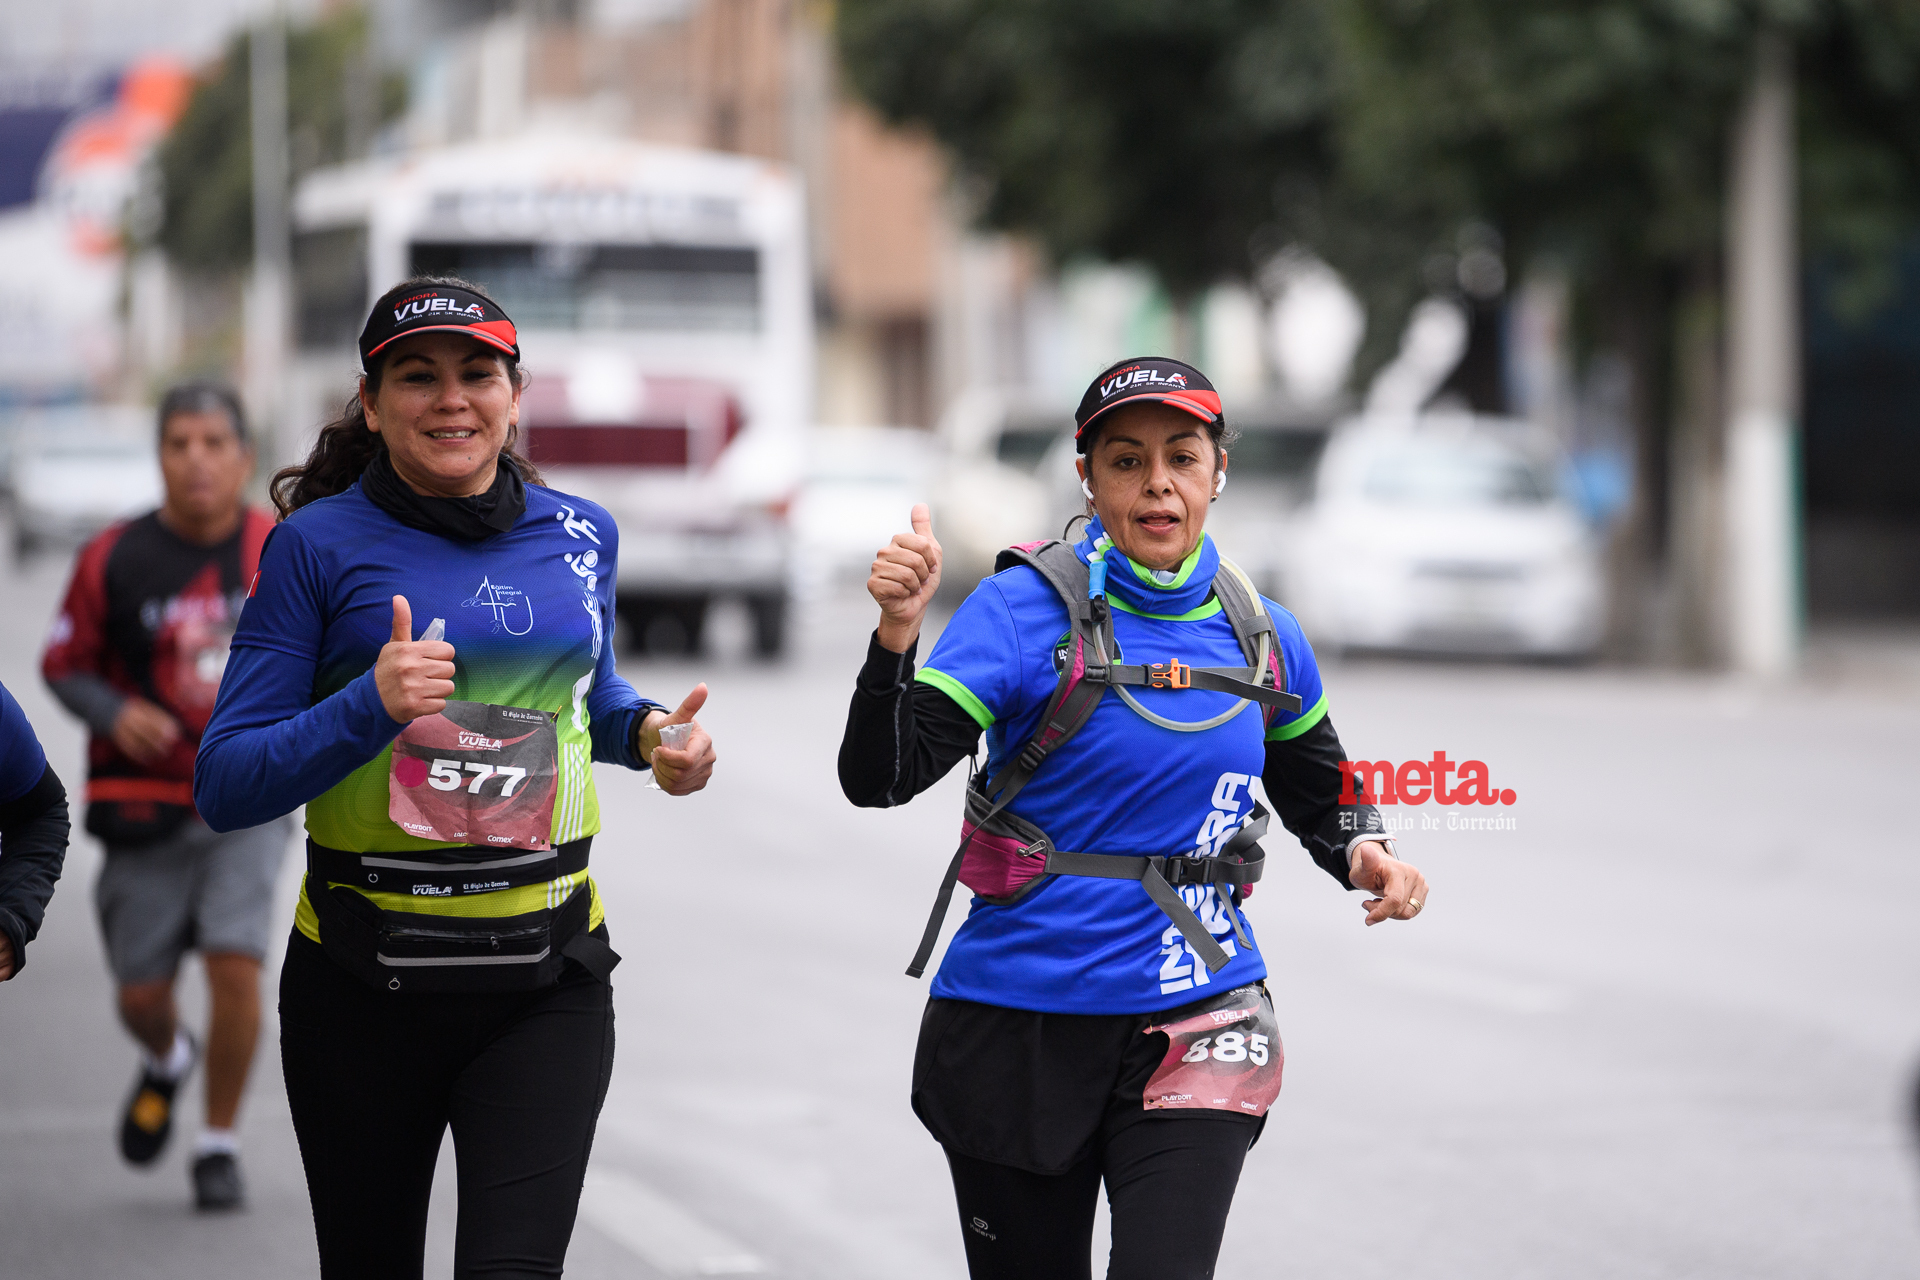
[270,275,544,517]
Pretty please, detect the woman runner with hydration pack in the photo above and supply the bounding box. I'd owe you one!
[196,277,716,1278]
[839,356,1429,1279]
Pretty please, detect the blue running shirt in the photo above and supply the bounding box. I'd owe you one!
[195,482,665,945]
[0,681,49,805]
[916,528,1328,1015]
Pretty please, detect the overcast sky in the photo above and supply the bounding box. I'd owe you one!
[0,0,322,73]
[2,0,700,80]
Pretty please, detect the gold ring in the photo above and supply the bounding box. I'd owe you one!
[1408,898,1423,912]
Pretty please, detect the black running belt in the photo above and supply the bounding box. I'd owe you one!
[307,836,592,898]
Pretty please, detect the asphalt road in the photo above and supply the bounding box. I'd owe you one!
[3,544,1919,1279]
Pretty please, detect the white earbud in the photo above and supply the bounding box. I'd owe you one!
[1214,472,1227,496]
[1081,478,1095,502]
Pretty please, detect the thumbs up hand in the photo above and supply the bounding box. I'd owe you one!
[869,503,943,654]
[639,683,716,795]
[374,595,458,723]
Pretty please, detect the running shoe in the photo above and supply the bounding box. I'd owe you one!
[117,1033,196,1166]
[191,1151,245,1211]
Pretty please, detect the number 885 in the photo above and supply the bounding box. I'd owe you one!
[1180,1030,1270,1066]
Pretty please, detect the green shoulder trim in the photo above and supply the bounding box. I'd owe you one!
[916,667,995,730]
[1108,594,1224,622]
[1128,536,1207,591]
[1264,691,1329,741]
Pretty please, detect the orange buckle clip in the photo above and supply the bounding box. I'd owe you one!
[1146,659,1191,690]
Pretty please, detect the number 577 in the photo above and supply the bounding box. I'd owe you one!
[428,759,529,796]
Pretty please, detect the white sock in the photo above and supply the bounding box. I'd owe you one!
[193,1128,239,1158]
[144,1029,194,1082]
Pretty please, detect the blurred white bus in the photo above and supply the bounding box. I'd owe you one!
[289,131,812,655]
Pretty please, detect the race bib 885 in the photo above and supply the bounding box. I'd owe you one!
[1141,983,1284,1117]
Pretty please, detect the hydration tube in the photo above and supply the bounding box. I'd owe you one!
[1087,534,1112,599]
[1086,540,1270,734]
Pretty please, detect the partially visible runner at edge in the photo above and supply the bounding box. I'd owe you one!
[0,679,72,986]
[195,275,717,1278]
[41,383,287,1210]
[839,356,1430,1280]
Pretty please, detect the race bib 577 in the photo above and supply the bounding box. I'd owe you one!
[388,701,559,850]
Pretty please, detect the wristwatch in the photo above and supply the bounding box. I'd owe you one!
[1344,832,1397,885]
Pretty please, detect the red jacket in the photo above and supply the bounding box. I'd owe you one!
[42,508,274,806]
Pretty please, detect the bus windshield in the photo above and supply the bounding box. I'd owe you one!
[410,241,760,333]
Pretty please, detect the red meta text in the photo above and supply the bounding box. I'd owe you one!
[1337,753,1517,806]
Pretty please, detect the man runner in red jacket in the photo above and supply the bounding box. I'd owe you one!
[42,383,286,1211]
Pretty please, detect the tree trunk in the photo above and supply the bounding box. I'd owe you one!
[1598,273,1674,662]
[1723,33,1802,676]
[1666,263,1727,667]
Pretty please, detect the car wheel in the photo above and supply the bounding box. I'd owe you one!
[748,592,788,659]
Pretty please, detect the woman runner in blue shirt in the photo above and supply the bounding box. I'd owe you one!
[839,356,1429,1280]
[197,277,717,1278]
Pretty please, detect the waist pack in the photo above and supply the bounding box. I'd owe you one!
[906,539,1302,979]
[306,836,618,994]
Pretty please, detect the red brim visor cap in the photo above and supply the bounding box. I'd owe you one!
[359,284,520,370]
[1074,356,1223,446]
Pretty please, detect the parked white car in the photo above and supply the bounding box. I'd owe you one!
[790,426,937,596]
[11,408,161,561]
[930,390,1077,596]
[1286,414,1603,657]
[1200,406,1332,601]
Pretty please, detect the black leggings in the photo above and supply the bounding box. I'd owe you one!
[278,931,615,1280]
[944,1117,1254,1280]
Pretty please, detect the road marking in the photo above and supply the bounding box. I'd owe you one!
[1371,958,1573,1015]
[579,1168,768,1275]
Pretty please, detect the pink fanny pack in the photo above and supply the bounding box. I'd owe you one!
[957,789,1055,903]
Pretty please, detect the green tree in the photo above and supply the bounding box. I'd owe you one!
[836,0,1335,301]
[155,7,404,271]
[1307,1,1920,656]
[1319,1,1920,371]
[837,0,1920,374]
[838,0,1920,657]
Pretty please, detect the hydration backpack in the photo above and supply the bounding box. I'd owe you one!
[906,539,1303,978]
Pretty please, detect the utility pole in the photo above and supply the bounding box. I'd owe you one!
[246,10,291,467]
[1724,33,1801,676]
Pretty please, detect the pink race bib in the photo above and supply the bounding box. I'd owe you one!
[1141,983,1284,1117]
[388,701,559,850]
